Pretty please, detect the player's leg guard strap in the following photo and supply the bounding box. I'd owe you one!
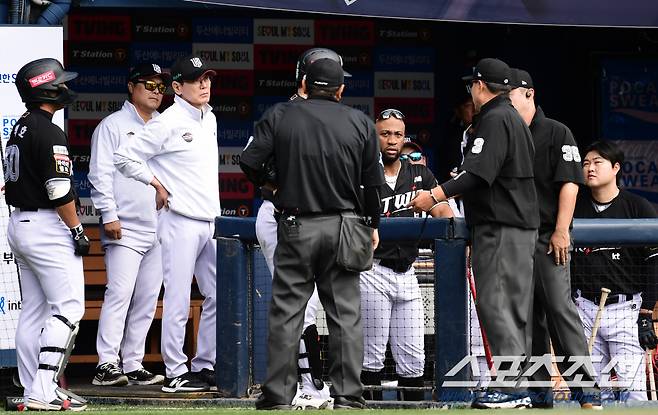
[360,370,382,401]
[48,314,79,382]
[398,376,425,401]
[300,325,323,390]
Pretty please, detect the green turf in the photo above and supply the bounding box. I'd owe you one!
[4,408,658,414]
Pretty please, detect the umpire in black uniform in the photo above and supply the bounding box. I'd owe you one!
[241,57,384,410]
[410,58,538,409]
[508,69,601,408]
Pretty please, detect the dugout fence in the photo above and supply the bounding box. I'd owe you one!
[213,217,658,402]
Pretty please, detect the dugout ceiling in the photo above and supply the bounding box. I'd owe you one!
[65,5,658,221]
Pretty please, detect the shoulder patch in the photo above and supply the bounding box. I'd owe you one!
[54,154,72,175]
[52,145,69,155]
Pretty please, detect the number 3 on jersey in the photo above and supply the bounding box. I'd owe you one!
[561,145,581,162]
[3,145,20,182]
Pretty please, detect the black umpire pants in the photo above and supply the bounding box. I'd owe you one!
[261,213,364,405]
[471,223,537,395]
[529,231,598,402]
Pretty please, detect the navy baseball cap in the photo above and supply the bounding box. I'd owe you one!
[129,63,171,84]
[171,55,217,83]
[472,58,511,85]
[306,58,344,88]
[509,68,534,89]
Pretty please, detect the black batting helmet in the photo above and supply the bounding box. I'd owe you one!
[15,58,78,105]
[295,48,351,85]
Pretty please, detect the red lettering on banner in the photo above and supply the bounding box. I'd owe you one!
[374,98,435,124]
[315,20,375,46]
[68,15,131,42]
[211,70,254,96]
[220,173,255,199]
[68,120,100,146]
[254,45,308,71]
[28,71,55,87]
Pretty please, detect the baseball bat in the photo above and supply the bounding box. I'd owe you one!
[647,349,657,400]
[466,252,494,370]
[588,287,611,354]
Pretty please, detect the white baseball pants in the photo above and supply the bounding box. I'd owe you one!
[158,209,216,378]
[360,261,425,377]
[7,209,85,403]
[575,293,646,401]
[96,229,162,373]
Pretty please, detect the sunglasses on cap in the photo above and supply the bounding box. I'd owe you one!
[134,80,167,94]
[377,108,405,121]
[400,152,423,162]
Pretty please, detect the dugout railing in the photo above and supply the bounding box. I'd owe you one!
[213,216,658,401]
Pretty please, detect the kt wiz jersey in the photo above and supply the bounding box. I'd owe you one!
[571,188,658,309]
[375,160,437,265]
[3,109,74,209]
[460,94,539,229]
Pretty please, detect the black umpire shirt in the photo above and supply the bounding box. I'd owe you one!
[571,189,658,309]
[529,107,585,233]
[3,109,75,209]
[460,94,539,229]
[260,93,305,203]
[241,95,384,214]
[376,160,437,269]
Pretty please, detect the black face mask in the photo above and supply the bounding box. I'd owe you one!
[55,87,78,106]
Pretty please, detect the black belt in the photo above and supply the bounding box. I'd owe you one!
[16,207,39,212]
[378,258,413,274]
[579,292,635,306]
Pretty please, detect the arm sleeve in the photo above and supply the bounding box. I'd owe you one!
[88,120,119,223]
[361,118,385,188]
[240,108,276,181]
[36,125,75,207]
[552,124,585,185]
[363,185,381,228]
[439,170,486,199]
[460,114,508,185]
[114,117,168,185]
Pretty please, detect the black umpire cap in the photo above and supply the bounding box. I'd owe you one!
[472,58,511,85]
[171,55,217,84]
[129,63,172,84]
[306,58,344,88]
[509,68,534,89]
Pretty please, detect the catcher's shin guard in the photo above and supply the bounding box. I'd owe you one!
[37,314,79,382]
[299,324,324,390]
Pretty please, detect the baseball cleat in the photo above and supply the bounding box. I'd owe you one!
[192,368,217,390]
[292,393,333,410]
[471,391,531,409]
[92,362,128,386]
[26,388,87,411]
[125,368,164,385]
[161,372,210,393]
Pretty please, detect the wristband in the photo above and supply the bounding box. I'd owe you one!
[429,188,440,204]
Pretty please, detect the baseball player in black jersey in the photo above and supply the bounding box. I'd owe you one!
[241,58,384,410]
[253,48,351,409]
[410,58,539,409]
[572,140,658,401]
[360,109,453,402]
[4,58,89,411]
[508,69,601,408]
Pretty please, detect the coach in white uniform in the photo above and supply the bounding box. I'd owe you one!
[114,55,220,393]
[89,63,169,387]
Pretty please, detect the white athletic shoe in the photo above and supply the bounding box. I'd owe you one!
[292,392,333,410]
[26,388,88,411]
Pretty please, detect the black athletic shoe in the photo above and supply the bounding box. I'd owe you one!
[92,362,128,386]
[255,395,292,410]
[193,368,216,387]
[580,393,603,410]
[161,372,209,393]
[333,395,367,409]
[471,391,531,409]
[125,368,165,385]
